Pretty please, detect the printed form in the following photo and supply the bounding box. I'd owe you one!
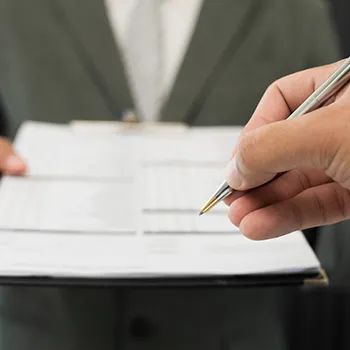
[0,122,320,279]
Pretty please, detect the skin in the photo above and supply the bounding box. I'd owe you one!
[1,60,350,242]
[225,59,350,241]
[0,138,26,176]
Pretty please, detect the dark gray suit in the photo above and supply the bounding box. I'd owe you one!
[0,0,341,349]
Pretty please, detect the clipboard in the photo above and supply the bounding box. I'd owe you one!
[0,269,328,288]
[0,121,328,290]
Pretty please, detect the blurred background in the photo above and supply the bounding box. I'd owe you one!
[0,0,350,349]
[330,0,350,56]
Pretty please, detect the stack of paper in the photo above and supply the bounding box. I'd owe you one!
[0,121,321,281]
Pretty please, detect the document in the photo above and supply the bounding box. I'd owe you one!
[0,121,321,280]
[0,177,137,233]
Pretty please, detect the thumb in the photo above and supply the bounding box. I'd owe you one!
[0,138,26,175]
[226,104,343,191]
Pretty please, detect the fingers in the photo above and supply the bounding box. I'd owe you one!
[236,182,350,240]
[227,60,346,161]
[228,168,331,226]
[225,59,350,238]
[226,102,343,190]
[228,61,345,159]
[242,59,346,134]
[0,137,26,175]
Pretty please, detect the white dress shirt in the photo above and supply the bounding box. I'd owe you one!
[104,0,204,120]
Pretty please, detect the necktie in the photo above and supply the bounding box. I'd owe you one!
[125,0,162,122]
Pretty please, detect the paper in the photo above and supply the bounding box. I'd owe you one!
[141,165,226,211]
[0,231,319,277]
[0,121,321,279]
[14,122,138,179]
[142,213,236,234]
[0,177,137,233]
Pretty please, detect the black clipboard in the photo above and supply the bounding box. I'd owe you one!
[0,269,328,289]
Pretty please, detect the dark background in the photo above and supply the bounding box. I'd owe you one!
[330,0,350,56]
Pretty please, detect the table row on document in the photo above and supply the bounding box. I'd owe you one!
[0,176,234,234]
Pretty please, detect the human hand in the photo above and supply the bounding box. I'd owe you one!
[0,137,26,175]
[225,60,350,240]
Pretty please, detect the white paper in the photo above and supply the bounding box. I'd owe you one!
[142,212,236,233]
[0,231,319,277]
[140,132,236,164]
[0,121,321,279]
[0,177,137,233]
[141,165,226,211]
[14,122,138,179]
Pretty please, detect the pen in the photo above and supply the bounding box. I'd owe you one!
[199,57,350,215]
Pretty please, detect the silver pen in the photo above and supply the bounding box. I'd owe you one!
[199,57,350,215]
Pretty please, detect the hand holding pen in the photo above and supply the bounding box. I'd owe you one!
[200,58,350,240]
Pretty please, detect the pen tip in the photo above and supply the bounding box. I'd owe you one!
[199,211,204,216]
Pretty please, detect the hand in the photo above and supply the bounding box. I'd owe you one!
[225,59,350,240]
[0,137,26,175]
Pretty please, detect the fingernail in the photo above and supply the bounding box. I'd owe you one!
[4,156,26,173]
[226,155,242,189]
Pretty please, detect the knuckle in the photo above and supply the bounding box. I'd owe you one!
[311,189,327,225]
[289,201,304,230]
[265,81,277,95]
[324,113,350,180]
[237,132,260,172]
[266,79,282,93]
[331,186,350,220]
[263,80,283,103]
[293,169,312,192]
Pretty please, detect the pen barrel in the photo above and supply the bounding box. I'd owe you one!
[202,58,350,215]
[288,57,350,120]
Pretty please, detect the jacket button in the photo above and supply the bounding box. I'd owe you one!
[129,317,154,340]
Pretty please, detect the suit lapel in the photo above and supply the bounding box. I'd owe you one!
[53,0,133,117]
[161,0,260,123]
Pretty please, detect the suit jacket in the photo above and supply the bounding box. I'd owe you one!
[330,0,350,56]
[0,0,341,349]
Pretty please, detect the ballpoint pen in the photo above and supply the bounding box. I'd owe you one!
[199,57,350,215]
